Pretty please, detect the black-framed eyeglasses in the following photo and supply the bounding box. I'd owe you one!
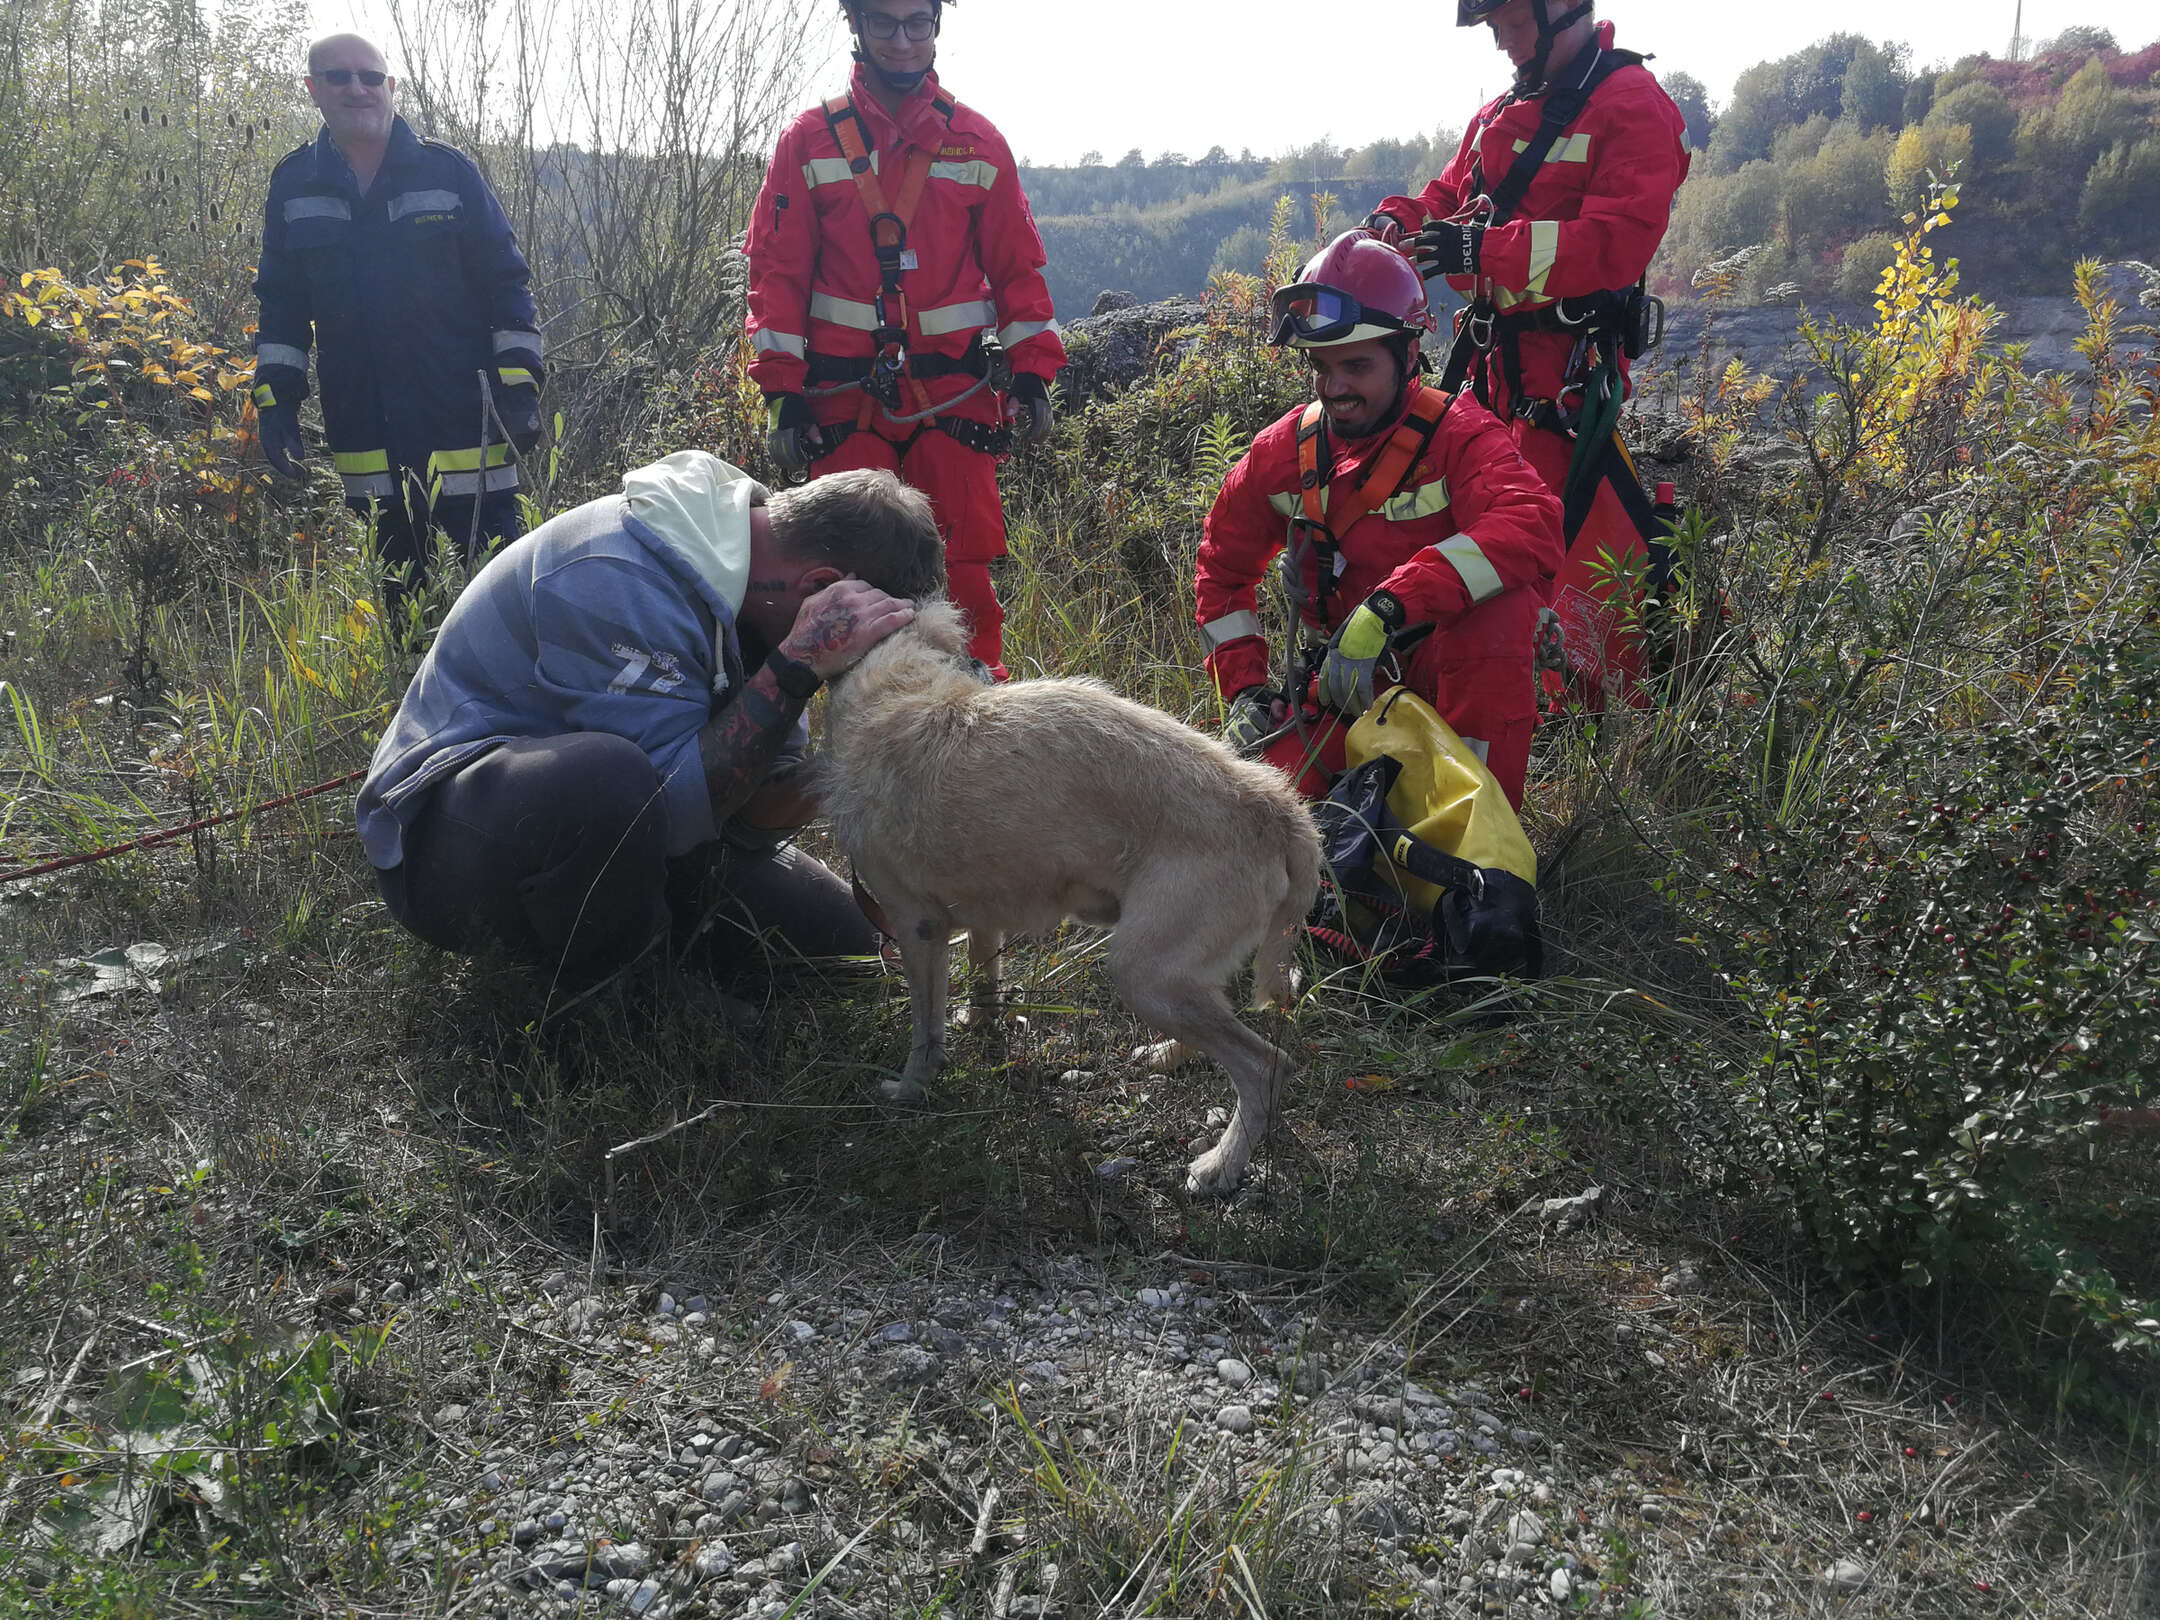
[313,68,388,87]
[858,10,937,40]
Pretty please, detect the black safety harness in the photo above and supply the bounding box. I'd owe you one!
[1433,45,1670,587]
[1436,45,1652,406]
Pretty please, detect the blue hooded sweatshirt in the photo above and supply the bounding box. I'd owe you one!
[357,452,799,868]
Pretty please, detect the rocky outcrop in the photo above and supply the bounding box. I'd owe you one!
[1055,263,2160,410]
[1055,298,1209,408]
[1635,261,2159,394]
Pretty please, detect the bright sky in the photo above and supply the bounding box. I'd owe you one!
[307,1,2157,165]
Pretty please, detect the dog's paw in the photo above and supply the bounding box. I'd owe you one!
[1133,1038,1195,1073]
[1184,1144,1246,1199]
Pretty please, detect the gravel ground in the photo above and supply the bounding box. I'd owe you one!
[390,1249,1660,1618]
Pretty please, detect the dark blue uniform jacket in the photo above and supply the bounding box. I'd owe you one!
[252,116,543,501]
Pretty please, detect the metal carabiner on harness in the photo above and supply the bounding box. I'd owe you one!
[867,210,917,275]
[864,208,917,409]
[866,342,908,410]
[1277,516,1342,624]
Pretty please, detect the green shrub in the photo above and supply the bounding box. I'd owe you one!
[1618,232,2160,1360]
[1833,230,1900,300]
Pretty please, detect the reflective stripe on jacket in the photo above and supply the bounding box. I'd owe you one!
[253,117,542,494]
[745,65,1066,401]
[1194,387,1562,725]
[1371,24,1689,407]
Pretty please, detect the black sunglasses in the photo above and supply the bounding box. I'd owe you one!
[313,68,388,87]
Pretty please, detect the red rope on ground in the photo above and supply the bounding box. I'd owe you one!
[1306,924,1369,960]
[0,768,367,886]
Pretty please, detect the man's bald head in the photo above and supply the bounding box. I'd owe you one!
[305,34,396,155]
[306,33,386,75]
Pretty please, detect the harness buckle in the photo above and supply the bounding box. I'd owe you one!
[866,342,908,409]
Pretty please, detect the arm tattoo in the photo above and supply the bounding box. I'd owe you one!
[696,663,807,823]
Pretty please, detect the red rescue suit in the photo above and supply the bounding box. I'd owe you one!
[746,65,1065,668]
[1196,385,1563,810]
[1371,24,1689,701]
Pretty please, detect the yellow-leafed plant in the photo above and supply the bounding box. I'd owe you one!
[2,258,263,508]
[1852,185,1997,485]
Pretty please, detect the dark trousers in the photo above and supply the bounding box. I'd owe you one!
[356,476,522,625]
[376,733,875,987]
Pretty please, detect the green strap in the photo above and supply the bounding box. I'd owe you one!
[1560,344,1625,541]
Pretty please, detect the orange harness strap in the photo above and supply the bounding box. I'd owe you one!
[824,96,936,248]
[1297,383,1455,538]
[822,93,946,417]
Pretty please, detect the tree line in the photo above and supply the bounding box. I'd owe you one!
[4,4,2153,345]
[1022,28,2160,317]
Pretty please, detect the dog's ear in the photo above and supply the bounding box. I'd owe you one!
[913,596,970,657]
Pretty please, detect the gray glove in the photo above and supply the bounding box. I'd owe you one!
[765,393,821,474]
[1224,686,1280,756]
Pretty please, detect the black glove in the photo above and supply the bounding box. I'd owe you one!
[1411,220,1484,278]
[1009,373,1054,446]
[1224,686,1281,756]
[258,400,305,479]
[765,393,822,474]
[1362,212,1406,247]
[496,380,544,457]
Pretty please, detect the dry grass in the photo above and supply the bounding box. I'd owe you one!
[1,417,2154,1620]
[3,771,2153,1615]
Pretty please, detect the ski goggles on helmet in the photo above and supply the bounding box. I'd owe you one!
[1268,283,1419,349]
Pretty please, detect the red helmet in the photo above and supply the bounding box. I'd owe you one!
[1269,231,1436,350]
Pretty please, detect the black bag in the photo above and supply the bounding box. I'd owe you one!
[1309,754,1544,984]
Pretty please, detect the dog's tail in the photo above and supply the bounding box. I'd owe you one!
[1250,813,1322,1012]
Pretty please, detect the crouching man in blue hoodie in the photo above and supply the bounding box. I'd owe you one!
[355,452,940,990]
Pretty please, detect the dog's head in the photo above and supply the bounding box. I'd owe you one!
[827,594,975,703]
[907,595,970,659]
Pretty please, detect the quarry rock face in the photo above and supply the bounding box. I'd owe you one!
[1059,262,2159,409]
[1636,260,2159,396]
[1055,298,1209,406]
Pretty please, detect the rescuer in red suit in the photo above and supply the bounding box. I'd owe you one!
[1194,233,1562,810]
[1366,0,1690,704]
[745,0,1064,677]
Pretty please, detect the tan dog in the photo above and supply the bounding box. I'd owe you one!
[817,599,1321,1195]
